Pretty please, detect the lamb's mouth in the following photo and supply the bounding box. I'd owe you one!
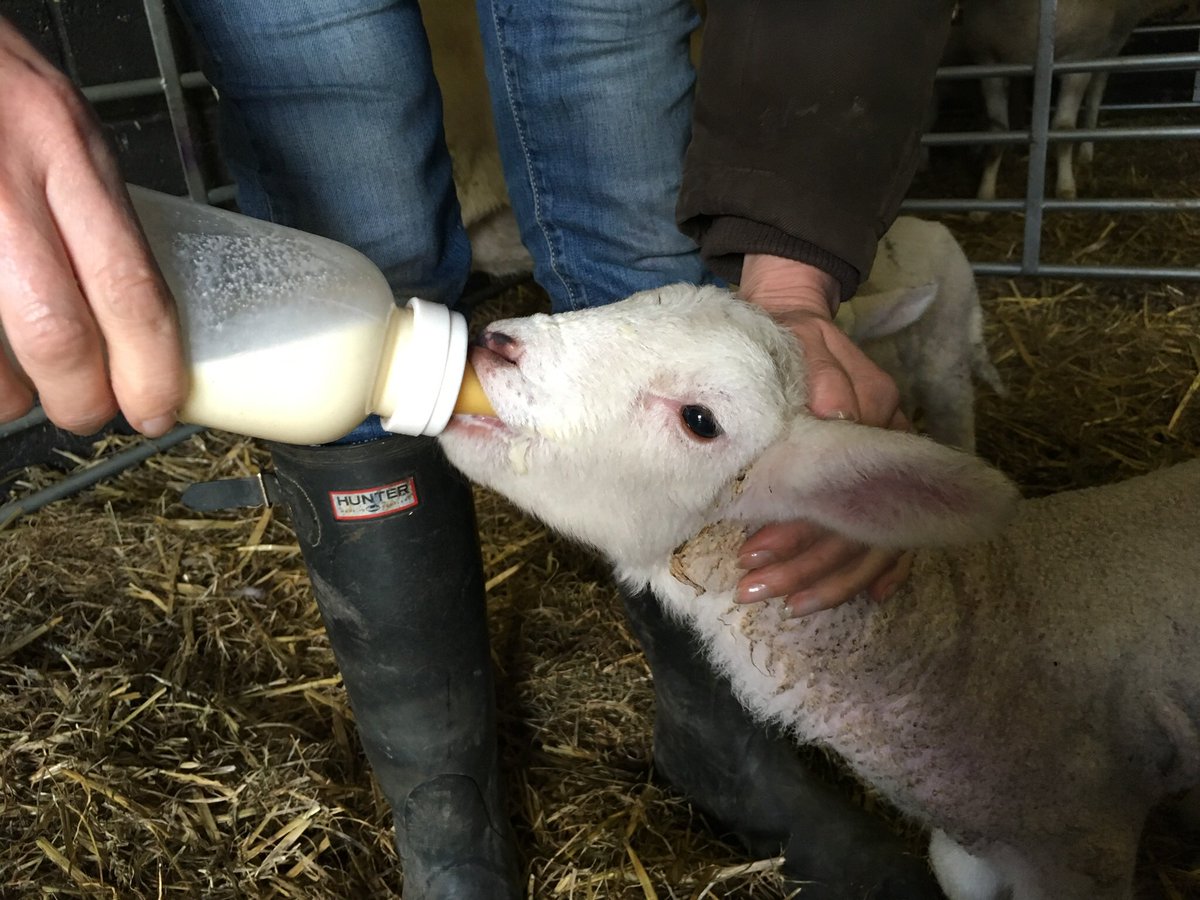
[446,412,513,438]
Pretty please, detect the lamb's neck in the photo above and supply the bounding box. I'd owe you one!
[637,562,883,738]
[630,545,979,772]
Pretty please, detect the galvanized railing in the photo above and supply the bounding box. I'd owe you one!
[901,0,1200,279]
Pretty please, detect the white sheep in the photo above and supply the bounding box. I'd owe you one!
[953,0,1178,201]
[842,217,1004,450]
[440,283,1200,900]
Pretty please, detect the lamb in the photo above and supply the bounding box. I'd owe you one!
[952,0,1178,201]
[842,217,1004,450]
[439,283,1200,900]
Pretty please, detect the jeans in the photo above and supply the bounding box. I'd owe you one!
[175,0,710,315]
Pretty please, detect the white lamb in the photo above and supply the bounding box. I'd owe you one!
[842,217,1004,450]
[440,283,1200,900]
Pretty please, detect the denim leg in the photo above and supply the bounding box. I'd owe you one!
[175,0,471,307]
[476,0,712,312]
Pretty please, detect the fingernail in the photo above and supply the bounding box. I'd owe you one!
[875,582,900,603]
[736,582,774,604]
[784,595,824,618]
[140,414,176,437]
[737,549,777,568]
[826,410,858,423]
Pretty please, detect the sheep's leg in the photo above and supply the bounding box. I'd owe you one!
[975,76,1009,206]
[1053,72,1092,200]
[1078,71,1108,165]
[928,830,1009,900]
[930,827,1138,900]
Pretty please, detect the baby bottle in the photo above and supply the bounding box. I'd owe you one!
[128,186,493,445]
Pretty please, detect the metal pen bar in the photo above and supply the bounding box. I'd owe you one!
[142,0,208,201]
[923,124,1200,146]
[1021,0,1057,274]
[1104,101,1200,113]
[1054,51,1200,75]
[0,407,49,442]
[973,262,1200,280]
[902,197,1200,213]
[1134,23,1200,35]
[0,425,205,530]
[937,50,1200,81]
[81,71,209,104]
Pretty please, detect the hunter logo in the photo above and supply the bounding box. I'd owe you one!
[329,478,419,521]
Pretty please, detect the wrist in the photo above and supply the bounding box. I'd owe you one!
[739,254,841,319]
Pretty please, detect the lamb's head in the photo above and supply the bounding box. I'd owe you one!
[440,285,797,565]
[440,283,1019,570]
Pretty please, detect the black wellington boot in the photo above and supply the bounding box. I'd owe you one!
[268,436,520,899]
[621,588,943,900]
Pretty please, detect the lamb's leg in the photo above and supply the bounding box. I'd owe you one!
[620,587,941,898]
[974,76,1010,216]
[1053,72,1092,200]
[1078,71,1108,165]
[928,830,1009,900]
[931,829,1137,900]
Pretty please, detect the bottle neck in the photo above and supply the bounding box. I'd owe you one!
[372,299,469,436]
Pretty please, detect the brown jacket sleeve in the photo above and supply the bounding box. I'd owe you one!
[677,0,954,299]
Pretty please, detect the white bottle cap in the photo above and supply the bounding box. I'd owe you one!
[378,297,469,437]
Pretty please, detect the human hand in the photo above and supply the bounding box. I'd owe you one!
[0,17,186,437]
[736,253,911,616]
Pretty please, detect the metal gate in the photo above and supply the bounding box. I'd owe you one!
[900,0,1200,280]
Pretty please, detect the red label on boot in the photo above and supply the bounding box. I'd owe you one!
[328,478,419,521]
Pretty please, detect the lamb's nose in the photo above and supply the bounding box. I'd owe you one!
[480,329,522,363]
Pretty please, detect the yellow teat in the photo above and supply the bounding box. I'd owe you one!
[453,361,496,416]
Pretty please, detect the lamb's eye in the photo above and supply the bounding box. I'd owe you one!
[681,404,723,439]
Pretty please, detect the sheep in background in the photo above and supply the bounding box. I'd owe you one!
[842,217,1004,450]
[953,0,1180,201]
[440,284,1200,900]
[420,0,534,276]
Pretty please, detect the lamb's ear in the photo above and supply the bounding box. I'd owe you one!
[732,418,1020,547]
[837,284,937,342]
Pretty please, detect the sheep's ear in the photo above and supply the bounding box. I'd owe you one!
[837,284,937,342]
[732,418,1019,547]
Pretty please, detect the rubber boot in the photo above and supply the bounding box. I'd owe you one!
[621,588,943,900]
[268,436,520,899]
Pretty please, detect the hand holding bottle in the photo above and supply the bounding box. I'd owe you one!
[0,16,186,437]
